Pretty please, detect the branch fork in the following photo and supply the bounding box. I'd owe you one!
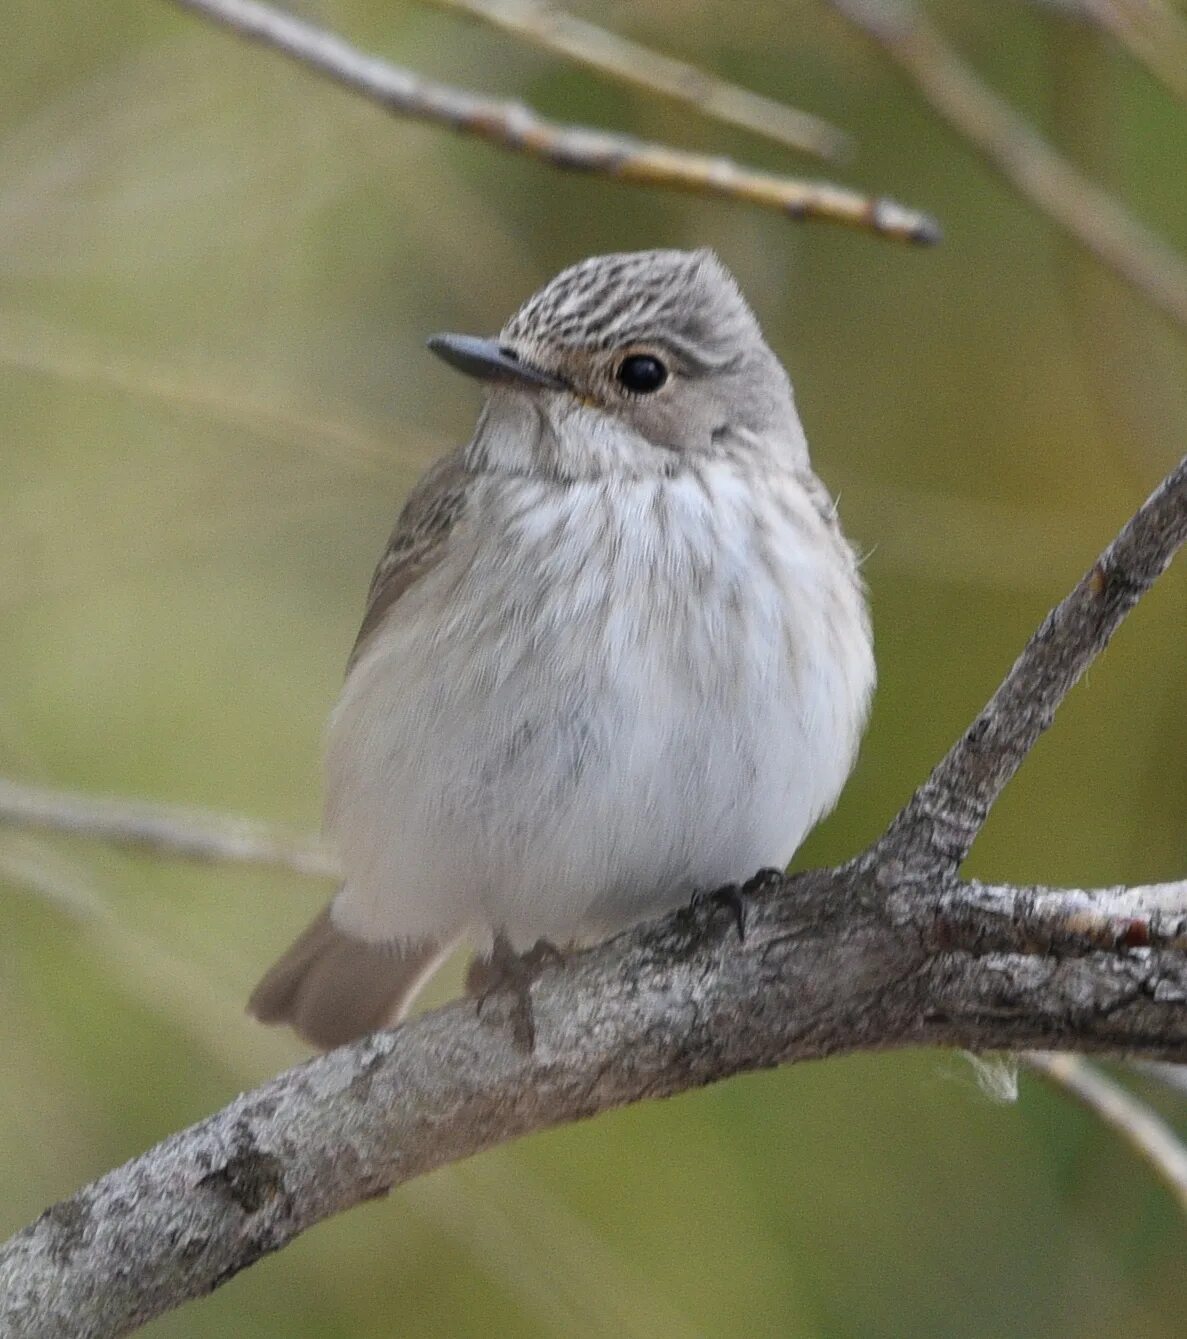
[1,0,1186,1330]
[1,451,1184,1336]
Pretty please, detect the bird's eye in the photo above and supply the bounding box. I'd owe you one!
[615,354,668,394]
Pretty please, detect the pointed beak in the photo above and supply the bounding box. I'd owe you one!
[426,333,567,391]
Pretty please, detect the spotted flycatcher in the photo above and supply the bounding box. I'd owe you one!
[250,249,875,1047]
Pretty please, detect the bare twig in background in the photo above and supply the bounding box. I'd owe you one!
[0,844,297,1071]
[1044,20,1187,479]
[2,447,1184,1336]
[166,0,939,242]
[825,0,1187,330]
[1069,0,1187,103]
[1025,1054,1187,1215]
[0,316,395,477]
[0,777,337,878]
[421,0,850,161]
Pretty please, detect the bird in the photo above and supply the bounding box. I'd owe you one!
[249,248,875,1049]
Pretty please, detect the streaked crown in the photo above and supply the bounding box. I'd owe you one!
[501,249,762,369]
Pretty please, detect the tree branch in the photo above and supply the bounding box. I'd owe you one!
[1050,0,1187,104]
[825,0,1187,330]
[1133,1060,1187,1099]
[0,871,1184,1334]
[1024,1053,1187,1216]
[165,0,939,243]
[421,0,851,161]
[1,448,1185,1336]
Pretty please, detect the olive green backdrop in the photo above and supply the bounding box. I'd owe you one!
[2,1,1186,1335]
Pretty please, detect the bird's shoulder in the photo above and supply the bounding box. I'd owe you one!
[348,449,473,668]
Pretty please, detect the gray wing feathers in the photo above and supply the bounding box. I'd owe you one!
[250,451,473,1048]
[347,450,471,668]
[247,906,450,1049]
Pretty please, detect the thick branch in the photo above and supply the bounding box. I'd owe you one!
[1,422,1184,1333]
[5,866,1187,1339]
[166,0,939,242]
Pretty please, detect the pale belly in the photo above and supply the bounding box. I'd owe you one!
[326,468,872,950]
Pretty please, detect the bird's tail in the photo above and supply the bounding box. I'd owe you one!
[248,905,450,1049]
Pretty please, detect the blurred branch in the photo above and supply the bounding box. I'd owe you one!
[0,844,297,1071]
[1064,0,1187,103]
[0,777,337,879]
[1045,22,1187,479]
[420,0,851,161]
[825,0,1187,331]
[1024,1053,1187,1215]
[0,316,395,476]
[165,0,939,243]
[1,452,1185,1337]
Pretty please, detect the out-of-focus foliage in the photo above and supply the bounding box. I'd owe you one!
[2,1,1186,1335]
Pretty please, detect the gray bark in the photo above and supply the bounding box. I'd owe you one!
[3,5,1187,1320]
[0,452,1183,1337]
[3,869,1187,1338]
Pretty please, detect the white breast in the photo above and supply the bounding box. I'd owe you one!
[326,458,873,951]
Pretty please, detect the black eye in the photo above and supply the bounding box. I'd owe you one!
[615,354,668,394]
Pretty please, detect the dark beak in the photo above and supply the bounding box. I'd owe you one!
[427,333,567,391]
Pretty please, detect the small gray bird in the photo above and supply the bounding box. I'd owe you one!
[250,249,875,1048]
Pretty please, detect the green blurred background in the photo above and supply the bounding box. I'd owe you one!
[3,1,1187,1334]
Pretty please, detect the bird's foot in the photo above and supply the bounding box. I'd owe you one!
[683,884,748,942]
[741,867,784,899]
[469,935,565,1051]
[684,868,784,944]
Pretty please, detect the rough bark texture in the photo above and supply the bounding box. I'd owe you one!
[0,455,1184,1333]
[2,2,1182,1331]
[0,453,1184,1337]
[4,869,1187,1338]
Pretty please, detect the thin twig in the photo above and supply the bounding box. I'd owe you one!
[825,0,1187,330]
[1058,0,1187,103]
[878,454,1187,870]
[421,0,850,161]
[2,443,1187,1335]
[0,845,297,1070]
[0,777,338,879]
[1044,20,1187,479]
[1024,1053,1187,1216]
[0,316,395,476]
[166,0,939,242]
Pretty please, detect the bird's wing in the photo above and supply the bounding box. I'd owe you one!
[346,449,472,669]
